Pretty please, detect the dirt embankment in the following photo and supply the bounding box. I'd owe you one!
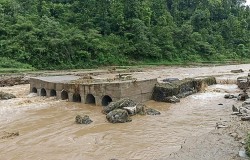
[0,76,29,87]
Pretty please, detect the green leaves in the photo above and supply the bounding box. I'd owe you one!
[0,0,249,69]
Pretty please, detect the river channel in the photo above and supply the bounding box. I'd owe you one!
[1,64,250,160]
[0,82,240,160]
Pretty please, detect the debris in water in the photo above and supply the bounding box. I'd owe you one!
[232,105,239,112]
[215,122,228,129]
[1,131,19,139]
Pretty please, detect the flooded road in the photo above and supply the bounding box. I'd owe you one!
[0,83,241,160]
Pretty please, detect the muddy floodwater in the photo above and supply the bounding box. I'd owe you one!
[0,64,249,160]
[0,84,241,160]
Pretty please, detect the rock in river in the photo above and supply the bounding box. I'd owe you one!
[224,94,235,99]
[106,109,132,123]
[232,105,239,113]
[75,115,93,124]
[103,98,136,114]
[237,77,249,89]
[145,108,161,115]
[103,98,160,123]
[241,116,250,121]
[237,92,249,101]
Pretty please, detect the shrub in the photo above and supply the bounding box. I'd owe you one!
[0,57,34,69]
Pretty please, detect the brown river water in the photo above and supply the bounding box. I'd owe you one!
[0,84,241,160]
[0,64,249,160]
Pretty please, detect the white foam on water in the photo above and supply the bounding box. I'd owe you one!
[209,84,239,92]
[0,98,52,124]
[191,92,225,100]
[191,84,239,100]
[26,93,38,98]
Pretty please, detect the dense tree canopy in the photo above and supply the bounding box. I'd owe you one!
[0,0,250,69]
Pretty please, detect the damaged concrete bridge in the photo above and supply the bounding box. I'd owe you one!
[30,74,216,106]
[30,75,157,106]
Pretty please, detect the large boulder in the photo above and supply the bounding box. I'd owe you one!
[103,98,136,114]
[106,109,132,123]
[103,98,160,123]
[75,115,93,124]
[123,103,146,115]
[0,91,16,100]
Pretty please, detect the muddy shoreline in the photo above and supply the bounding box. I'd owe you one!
[169,108,250,160]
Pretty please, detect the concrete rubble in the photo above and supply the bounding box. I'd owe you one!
[153,77,216,103]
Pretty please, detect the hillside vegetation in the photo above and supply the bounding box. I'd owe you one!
[0,0,250,69]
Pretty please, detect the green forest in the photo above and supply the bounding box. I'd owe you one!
[0,0,250,70]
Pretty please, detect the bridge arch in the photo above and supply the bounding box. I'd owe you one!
[41,88,46,96]
[73,93,81,102]
[61,90,68,100]
[32,87,37,93]
[85,94,96,104]
[50,89,57,97]
[102,95,112,106]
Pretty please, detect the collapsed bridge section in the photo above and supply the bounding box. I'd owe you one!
[152,77,217,102]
